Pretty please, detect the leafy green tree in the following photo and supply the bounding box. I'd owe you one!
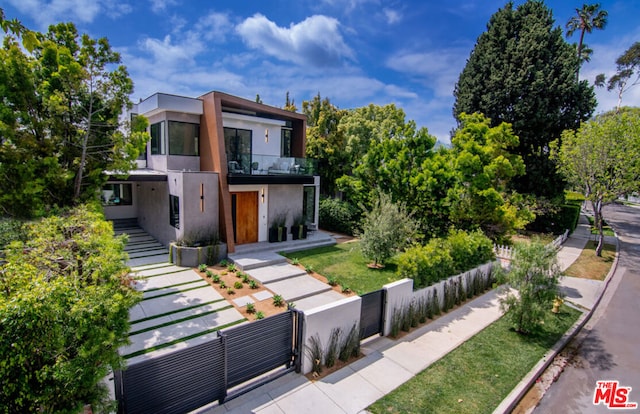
[283,91,297,112]
[302,94,348,196]
[453,0,596,199]
[499,241,562,334]
[595,42,640,111]
[0,20,147,217]
[359,191,419,268]
[447,113,532,241]
[566,3,608,74]
[0,205,141,412]
[0,7,38,51]
[554,108,640,256]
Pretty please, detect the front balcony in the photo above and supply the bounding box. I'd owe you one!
[227,155,317,185]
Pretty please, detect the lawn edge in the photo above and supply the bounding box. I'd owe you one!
[494,228,621,413]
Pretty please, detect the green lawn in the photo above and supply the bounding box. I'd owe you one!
[282,241,404,294]
[368,306,581,414]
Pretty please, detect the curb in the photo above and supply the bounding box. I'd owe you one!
[493,227,620,414]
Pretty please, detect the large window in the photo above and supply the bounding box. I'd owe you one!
[169,195,180,229]
[150,121,165,155]
[281,128,292,157]
[101,183,133,206]
[224,127,252,174]
[168,121,199,156]
[303,186,316,224]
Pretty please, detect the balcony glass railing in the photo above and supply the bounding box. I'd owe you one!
[227,155,317,176]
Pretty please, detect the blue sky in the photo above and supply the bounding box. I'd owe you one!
[3,0,639,143]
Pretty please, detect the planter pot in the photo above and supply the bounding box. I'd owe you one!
[291,225,308,240]
[268,226,287,243]
[169,242,227,267]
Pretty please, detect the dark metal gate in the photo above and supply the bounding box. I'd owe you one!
[360,289,385,339]
[115,310,303,414]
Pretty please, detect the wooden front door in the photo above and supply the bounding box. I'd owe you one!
[231,192,258,244]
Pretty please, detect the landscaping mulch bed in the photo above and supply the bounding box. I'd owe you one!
[195,265,288,320]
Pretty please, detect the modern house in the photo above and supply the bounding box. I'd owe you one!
[103,91,319,253]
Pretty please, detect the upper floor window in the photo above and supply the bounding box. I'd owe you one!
[150,121,165,155]
[281,128,292,157]
[224,127,252,174]
[168,121,199,156]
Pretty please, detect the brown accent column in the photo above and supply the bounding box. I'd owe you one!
[200,92,236,253]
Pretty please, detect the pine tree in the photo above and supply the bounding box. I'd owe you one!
[453,0,596,199]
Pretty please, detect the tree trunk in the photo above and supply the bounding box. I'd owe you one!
[591,199,604,257]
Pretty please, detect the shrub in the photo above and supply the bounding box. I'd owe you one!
[212,274,221,283]
[319,197,359,235]
[273,294,285,307]
[341,285,351,294]
[291,257,300,265]
[305,265,314,274]
[219,259,229,267]
[339,323,360,361]
[327,276,338,286]
[242,273,250,283]
[219,281,226,289]
[397,230,494,289]
[233,281,243,289]
[498,242,562,334]
[227,263,237,273]
[249,280,259,289]
[205,270,213,278]
[227,287,235,295]
[0,218,26,249]
[198,264,207,272]
[255,311,265,320]
[246,303,256,314]
[358,191,419,268]
[306,334,324,374]
[325,328,341,368]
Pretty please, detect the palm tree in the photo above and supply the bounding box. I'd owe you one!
[566,3,608,77]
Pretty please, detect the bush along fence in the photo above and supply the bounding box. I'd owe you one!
[383,262,497,338]
[494,229,570,260]
[297,261,497,375]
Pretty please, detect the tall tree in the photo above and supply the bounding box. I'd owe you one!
[448,113,532,242]
[595,41,640,111]
[566,3,608,75]
[283,91,297,112]
[0,21,147,217]
[554,108,640,256]
[454,0,596,200]
[302,94,347,196]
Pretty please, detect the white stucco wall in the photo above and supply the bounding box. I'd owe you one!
[300,296,362,375]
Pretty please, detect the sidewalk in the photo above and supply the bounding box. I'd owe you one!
[196,221,603,414]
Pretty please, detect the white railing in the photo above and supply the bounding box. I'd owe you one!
[494,229,570,260]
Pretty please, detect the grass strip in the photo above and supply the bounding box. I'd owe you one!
[128,305,234,336]
[563,240,615,280]
[141,278,205,292]
[142,283,210,300]
[123,319,247,359]
[368,306,580,414]
[130,298,227,324]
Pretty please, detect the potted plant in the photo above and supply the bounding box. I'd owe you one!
[169,227,227,267]
[268,213,287,243]
[290,214,307,240]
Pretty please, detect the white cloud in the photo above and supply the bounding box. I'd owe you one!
[195,12,233,42]
[383,8,402,25]
[386,48,468,97]
[236,14,355,67]
[149,0,178,14]
[6,0,129,28]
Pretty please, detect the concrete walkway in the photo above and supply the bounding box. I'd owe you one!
[196,218,607,414]
[229,231,346,311]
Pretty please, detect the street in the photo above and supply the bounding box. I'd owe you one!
[535,203,640,413]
